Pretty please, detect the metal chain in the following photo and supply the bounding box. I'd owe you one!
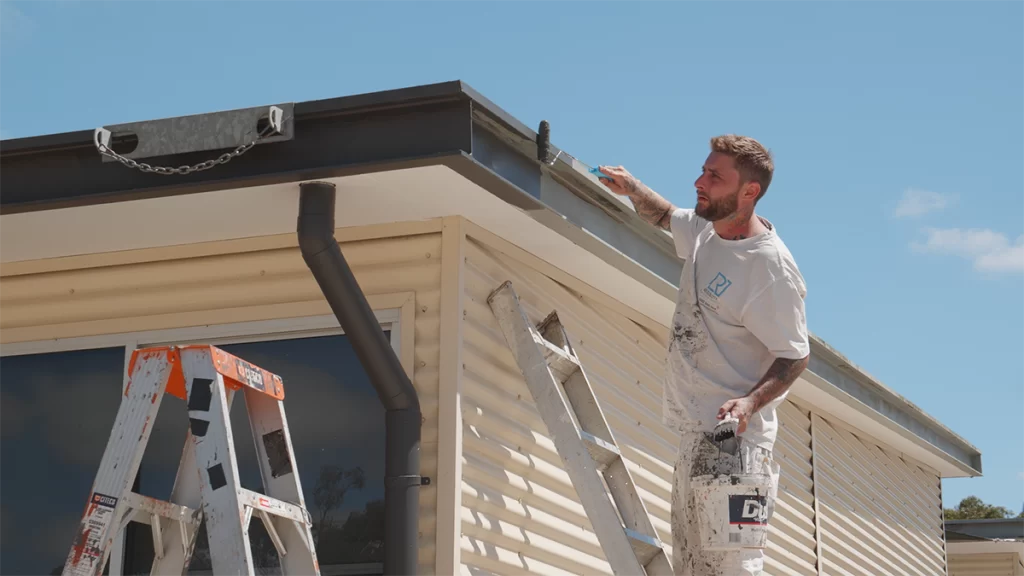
[94,112,289,176]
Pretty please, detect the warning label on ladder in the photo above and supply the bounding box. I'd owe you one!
[66,492,119,576]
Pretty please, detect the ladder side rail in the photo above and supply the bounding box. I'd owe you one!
[148,392,236,575]
[549,327,675,575]
[544,318,667,546]
[62,350,177,576]
[562,369,661,539]
[243,386,320,573]
[180,348,256,575]
[554,328,675,576]
[488,283,646,576]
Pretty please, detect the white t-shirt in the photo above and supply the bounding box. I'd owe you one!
[663,207,810,450]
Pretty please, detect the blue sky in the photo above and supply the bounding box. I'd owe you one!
[2,1,1021,514]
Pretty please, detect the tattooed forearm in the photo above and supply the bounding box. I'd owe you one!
[625,178,675,230]
[746,355,809,412]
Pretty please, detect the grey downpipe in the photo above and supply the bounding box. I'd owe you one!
[297,181,423,576]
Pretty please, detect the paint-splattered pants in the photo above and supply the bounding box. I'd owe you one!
[671,431,780,576]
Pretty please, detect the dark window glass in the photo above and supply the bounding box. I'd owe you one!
[0,347,126,576]
[1,331,389,576]
[125,333,388,575]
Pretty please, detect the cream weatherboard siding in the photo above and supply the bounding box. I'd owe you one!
[457,234,821,575]
[453,226,950,576]
[0,228,443,574]
[767,400,819,576]
[1,213,956,576]
[812,414,947,576]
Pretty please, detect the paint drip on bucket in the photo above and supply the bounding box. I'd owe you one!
[691,416,771,551]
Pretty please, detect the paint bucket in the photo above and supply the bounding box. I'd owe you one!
[691,472,772,551]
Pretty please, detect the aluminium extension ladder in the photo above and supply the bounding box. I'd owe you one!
[487,281,673,576]
[62,345,319,576]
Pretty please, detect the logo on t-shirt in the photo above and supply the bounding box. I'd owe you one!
[707,272,732,297]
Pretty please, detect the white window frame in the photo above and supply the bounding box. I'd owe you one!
[0,309,402,576]
[0,309,402,358]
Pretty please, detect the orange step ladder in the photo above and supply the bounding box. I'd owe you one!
[62,345,319,576]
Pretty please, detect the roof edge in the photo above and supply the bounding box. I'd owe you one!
[0,78,983,478]
[808,333,982,459]
[0,80,472,155]
[947,519,1024,526]
[458,83,983,474]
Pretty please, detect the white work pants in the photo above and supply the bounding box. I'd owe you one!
[671,431,780,576]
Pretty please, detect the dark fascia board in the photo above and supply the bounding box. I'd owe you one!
[943,532,990,542]
[0,81,477,213]
[460,89,984,475]
[945,518,1024,541]
[0,79,981,475]
[0,80,470,155]
[807,335,982,474]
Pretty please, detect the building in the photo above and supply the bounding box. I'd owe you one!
[0,80,983,575]
[946,518,1024,576]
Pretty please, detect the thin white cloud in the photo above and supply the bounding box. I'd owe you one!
[0,2,35,42]
[912,228,1024,273]
[894,188,955,218]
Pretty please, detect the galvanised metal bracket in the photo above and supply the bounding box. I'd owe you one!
[95,103,294,163]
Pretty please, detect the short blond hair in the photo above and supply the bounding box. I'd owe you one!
[710,134,774,201]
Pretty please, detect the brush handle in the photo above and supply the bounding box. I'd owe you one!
[589,166,613,181]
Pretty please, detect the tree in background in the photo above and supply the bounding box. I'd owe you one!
[312,465,366,546]
[944,496,1024,520]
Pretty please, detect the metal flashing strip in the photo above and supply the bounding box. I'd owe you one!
[0,79,981,478]
[946,518,1024,541]
[464,104,974,477]
[0,97,473,213]
[807,338,982,473]
[469,107,681,278]
[469,113,682,293]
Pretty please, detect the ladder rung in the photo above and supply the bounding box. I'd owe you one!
[123,492,202,527]
[581,431,621,470]
[625,527,666,565]
[537,336,580,382]
[239,489,310,526]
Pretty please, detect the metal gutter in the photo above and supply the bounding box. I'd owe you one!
[0,82,475,213]
[467,104,682,266]
[807,335,982,473]
[0,78,982,480]
[468,110,682,297]
[462,95,984,476]
[297,181,424,575]
[0,81,470,155]
[945,518,1024,541]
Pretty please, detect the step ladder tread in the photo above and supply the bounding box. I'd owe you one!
[122,492,202,526]
[238,488,311,525]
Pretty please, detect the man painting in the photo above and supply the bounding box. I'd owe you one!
[597,134,809,575]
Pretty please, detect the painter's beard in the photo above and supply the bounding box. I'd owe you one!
[694,187,740,221]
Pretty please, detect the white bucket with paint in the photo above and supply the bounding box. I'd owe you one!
[691,472,772,551]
